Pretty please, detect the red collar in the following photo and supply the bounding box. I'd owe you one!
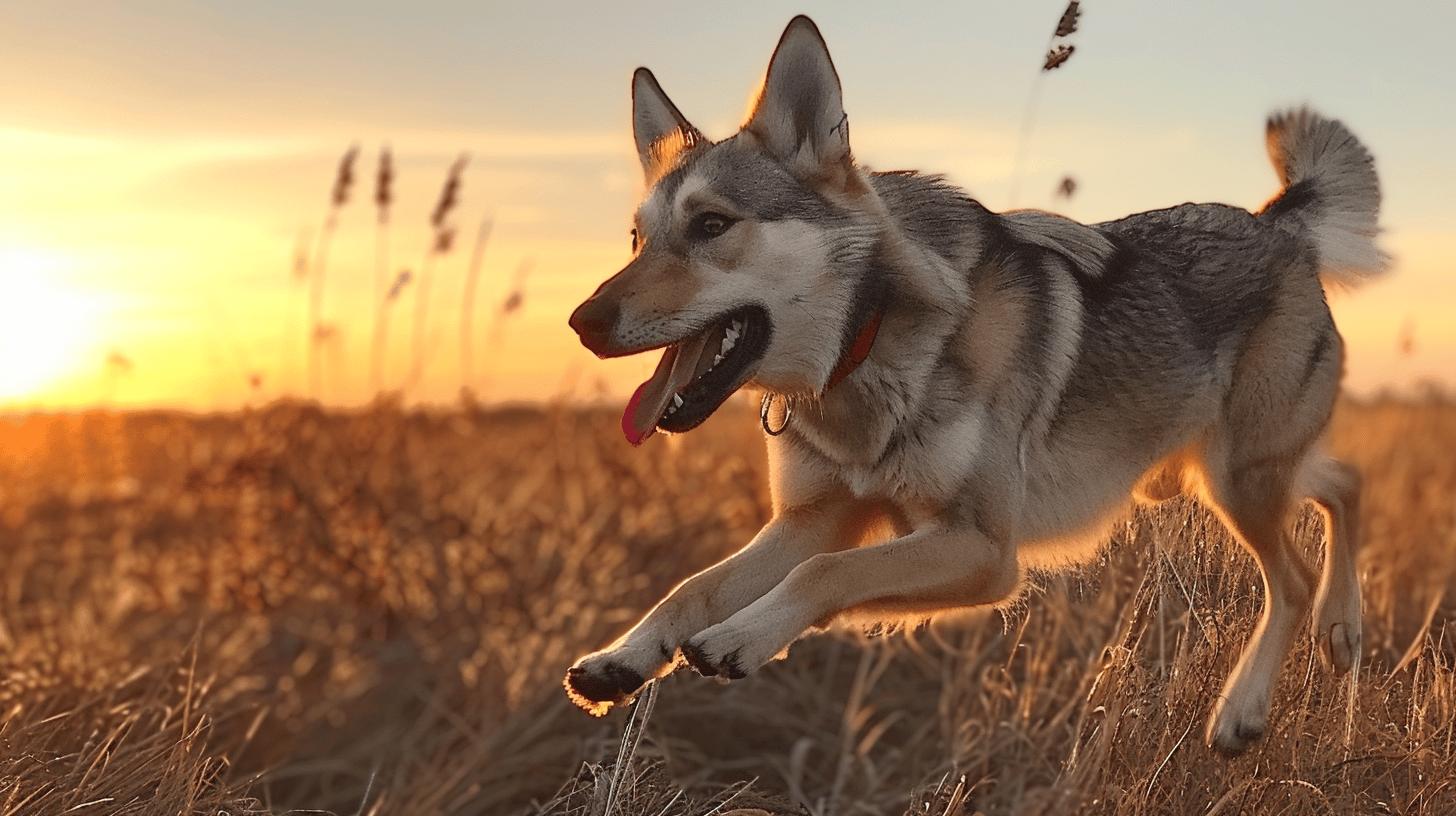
[826,305,884,390]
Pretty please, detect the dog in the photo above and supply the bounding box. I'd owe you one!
[564,15,1384,755]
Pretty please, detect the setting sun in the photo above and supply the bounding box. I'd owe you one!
[0,248,102,402]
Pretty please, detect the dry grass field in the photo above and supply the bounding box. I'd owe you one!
[1,397,1454,815]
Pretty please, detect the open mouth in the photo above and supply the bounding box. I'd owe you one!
[621,305,770,445]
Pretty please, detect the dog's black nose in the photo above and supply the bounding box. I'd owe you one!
[569,297,619,351]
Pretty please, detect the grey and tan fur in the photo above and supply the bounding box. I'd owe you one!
[565,16,1385,755]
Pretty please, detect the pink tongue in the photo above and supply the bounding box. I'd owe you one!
[621,333,713,445]
[621,380,659,446]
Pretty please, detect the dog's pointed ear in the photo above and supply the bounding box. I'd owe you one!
[632,67,702,181]
[744,16,850,179]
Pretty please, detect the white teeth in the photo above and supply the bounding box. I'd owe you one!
[666,319,746,423]
[712,322,738,367]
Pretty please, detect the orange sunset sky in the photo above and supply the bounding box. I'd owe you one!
[1,1,1453,411]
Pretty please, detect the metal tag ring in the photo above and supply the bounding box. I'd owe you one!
[760,393,793,436]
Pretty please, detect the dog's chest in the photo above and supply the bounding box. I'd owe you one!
[794,400,989,506]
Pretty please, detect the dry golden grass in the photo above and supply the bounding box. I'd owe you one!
[1,397,1454,815]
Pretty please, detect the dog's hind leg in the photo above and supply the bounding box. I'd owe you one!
[1199,449,1316,755]
[1304,456,1363,674]
[1197,262,1344,753]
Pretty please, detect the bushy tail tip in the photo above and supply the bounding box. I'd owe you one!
[1261,107,1389,287]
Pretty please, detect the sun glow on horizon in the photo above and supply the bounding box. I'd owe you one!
[0,248,105,404]
[0,2,1451,410]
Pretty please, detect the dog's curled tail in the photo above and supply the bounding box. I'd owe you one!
[1260,107,1389,287]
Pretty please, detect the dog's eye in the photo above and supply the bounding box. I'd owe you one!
[691,212,735,240]
[629,228,639,253]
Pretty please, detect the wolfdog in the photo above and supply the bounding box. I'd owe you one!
[565,15,1384,754]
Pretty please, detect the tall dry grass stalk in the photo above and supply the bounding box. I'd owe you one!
[372,268,413,394]
[1008,1,1081,206]
[307,144,359,400]
[473,259,531,395]
[281,227,311,394]
[458,217,494,396]
[99,349,133,406]
[499,260,528,319]
[407,154,468,392]
[494,258,530,335]
[370,146,394,395]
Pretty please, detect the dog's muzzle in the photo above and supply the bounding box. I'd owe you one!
[568,297,619,357]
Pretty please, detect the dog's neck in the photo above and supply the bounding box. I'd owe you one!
[775,204,996,476]
[825,286,887,391]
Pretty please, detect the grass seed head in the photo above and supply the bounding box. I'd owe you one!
[1044,44,1076,71]
[386,269,412,300]
[332,144,360,208]
[431,154,468,229]
[375,145,394,216]
[1054,1,1082,38]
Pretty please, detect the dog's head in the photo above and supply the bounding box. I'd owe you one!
[569,16,884,445]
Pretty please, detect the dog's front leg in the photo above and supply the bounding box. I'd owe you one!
[680,517,1021,680]
[564,498,863,714]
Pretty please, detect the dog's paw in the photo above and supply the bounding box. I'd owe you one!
[563,655,648,717]
[1315,620,1362,675]
[1312,592,1362,675]
[681,617,794,681]
[679,635,748,680]
[1205,693,1269,756]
